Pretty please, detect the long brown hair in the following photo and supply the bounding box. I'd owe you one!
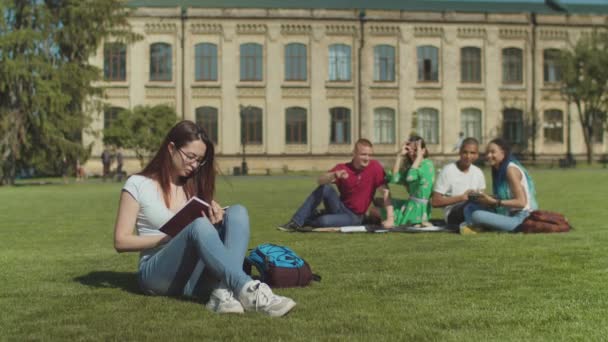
[139,120,216,207]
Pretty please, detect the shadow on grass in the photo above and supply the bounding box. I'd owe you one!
[74,271,143,295]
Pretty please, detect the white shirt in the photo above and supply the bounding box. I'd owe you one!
[508,162,532,211]
[122,175,174,261]
[433,162,486,220]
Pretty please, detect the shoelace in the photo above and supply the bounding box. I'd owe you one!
[253,282,273,311]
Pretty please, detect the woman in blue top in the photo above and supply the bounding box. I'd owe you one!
[463,138,538,232]
[113,120,295,316]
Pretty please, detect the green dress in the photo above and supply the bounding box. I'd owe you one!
[383,158,435,225]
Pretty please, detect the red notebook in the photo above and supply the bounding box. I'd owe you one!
[159,197,210,237]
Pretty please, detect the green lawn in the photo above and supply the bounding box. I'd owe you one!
[1,169,607,341]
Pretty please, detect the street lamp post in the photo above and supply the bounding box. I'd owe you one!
[239,105,249,175]
[561,86,575,167]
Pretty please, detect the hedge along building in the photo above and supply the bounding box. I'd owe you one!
[85,0,608,175]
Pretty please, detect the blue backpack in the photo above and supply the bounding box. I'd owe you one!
[243,243,320,288]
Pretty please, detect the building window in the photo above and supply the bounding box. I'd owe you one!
[543,49,562,84]
[373,107,395,144]
[374,45,395,82]
[502,48,523,84]
[104,43,126,81]
[328,44,351,81]
[330,107,351,144]
[149,43,172,81]
[417,108,439,144]
[195,43,217,81]
[503,108,524,144]
[417,45,439,82]
[461,47,481,83]
[240,43,263,81]
[461,108,482,142]
[285,43,307,81]
[103,107,124,130]
[285,107,307,144]
[195,106,218,144]
[240,106,263,144]
[543,109,563,144]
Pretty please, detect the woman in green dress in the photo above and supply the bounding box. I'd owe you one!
[382,135,435,227]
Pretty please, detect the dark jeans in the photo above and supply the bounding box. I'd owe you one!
[446,202,467,225]
[292,184,362,228]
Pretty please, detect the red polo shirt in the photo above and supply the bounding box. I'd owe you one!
[330,159,386,215]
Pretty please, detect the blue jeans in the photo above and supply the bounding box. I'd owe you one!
[292,184,362,227]
[464,202,530,232]
[138,205,252,298]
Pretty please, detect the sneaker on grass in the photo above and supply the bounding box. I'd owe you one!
[277,220,301,232]
[238,280,296,317]
[459,222,485,235]
[205,287,244,314]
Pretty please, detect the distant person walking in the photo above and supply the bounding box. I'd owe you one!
[115,149,124,182]
[453,132,465,152]
[101,149,112,182]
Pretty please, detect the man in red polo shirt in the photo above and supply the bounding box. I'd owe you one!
[278,138,391,231]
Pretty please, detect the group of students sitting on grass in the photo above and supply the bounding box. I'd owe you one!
[278,134,537,234]
[112,120,537,317]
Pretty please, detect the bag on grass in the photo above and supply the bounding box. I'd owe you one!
[243,243,320,288]
[516,210,572,233]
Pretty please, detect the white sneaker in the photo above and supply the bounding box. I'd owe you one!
[238,280,296,317]
[205,287,244,314]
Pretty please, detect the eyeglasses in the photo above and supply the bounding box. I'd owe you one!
[177,147,207,167]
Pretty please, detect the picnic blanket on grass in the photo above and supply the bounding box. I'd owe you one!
[311,224,449,233]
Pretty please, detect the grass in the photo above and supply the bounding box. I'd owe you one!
[1,169,607,341]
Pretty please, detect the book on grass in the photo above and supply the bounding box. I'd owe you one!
[159,197,211,237]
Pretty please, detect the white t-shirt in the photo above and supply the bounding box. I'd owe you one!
[122,175,174,261]
[433,162,486,220]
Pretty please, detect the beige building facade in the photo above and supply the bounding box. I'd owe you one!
[85,4,608,174]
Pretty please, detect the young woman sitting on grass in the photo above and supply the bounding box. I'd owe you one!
[113,120,295,317]
[374,135,435,228]
[462,138,538,233]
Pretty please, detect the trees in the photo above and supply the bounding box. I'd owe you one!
[0,0,138,184]
[103,104,177,167]
[560,30,608,164]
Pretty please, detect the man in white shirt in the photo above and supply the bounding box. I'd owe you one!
[432,137,486,225]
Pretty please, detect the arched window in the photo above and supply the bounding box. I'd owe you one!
[374,45,395,82]
[373,107,395,144]
[285,43,307,81]
[461,47,481,83]
[503,108,524,144]
[543,109,563,143]
[330,107,351,144]
[104,43,126,81]
[285,107,307,144]
[461,108,482,142]
[417,108,439,144]
[240,43,263,81]
[195,43,218,81]
[240,106,263,144]
[543,49,562,83]
[502,48,523,84]
[417,45,439,82]
[328,44,351,81]
[149,43,172,81]
[195,106,218,144]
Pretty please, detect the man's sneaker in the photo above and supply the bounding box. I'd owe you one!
[205,287,244,314]
[277,220,301,232]
[459,222,484,235]
[238,280,296,317]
